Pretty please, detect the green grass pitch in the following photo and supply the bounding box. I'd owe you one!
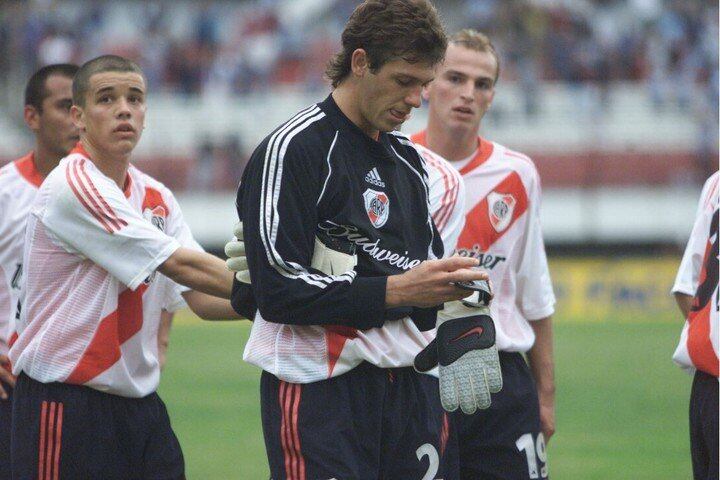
[158,312,692,479]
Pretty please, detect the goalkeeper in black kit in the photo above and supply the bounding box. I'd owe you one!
[228,1,502,478]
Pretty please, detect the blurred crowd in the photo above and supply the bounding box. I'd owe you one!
[0,0,717,190]
[0,0,716,99]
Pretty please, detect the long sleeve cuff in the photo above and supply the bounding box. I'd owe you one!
[342,275,388,330]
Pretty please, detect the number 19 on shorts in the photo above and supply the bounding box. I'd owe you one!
[516,433,548,479]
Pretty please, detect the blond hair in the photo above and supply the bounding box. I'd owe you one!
[450,29,500,84]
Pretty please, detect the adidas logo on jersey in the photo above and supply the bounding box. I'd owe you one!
[364,167,385,188]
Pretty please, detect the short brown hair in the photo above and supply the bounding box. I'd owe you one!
[326,0,447,88]
[72,55,145,107]
[450,29,500,84]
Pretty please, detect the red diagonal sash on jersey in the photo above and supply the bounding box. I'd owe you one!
[66,186,168,385]
[66,284,148,385]
[686,211,719,377]
[457,171,528,251]
[325,325,359,377]
[142,186,167,215]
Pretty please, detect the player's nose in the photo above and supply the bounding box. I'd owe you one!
[115,97,132,118]
[460,81,475,102]
[406,87,422,109]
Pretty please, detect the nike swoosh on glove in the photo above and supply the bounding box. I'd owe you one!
[414,289,502,414]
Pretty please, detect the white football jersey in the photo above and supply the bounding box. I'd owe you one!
[10,144,200,397]
[671,172,719,376]
[242,144,465,383]
[0,153,43,357]
[412,131,556,353]
[417,144,466,258]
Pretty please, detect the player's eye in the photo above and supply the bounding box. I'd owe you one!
[477,80,492,90]
[98,95,112,104]
[395,77,412,87]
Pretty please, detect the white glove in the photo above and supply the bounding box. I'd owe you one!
[225,221,250,284]
[225,223,357,282]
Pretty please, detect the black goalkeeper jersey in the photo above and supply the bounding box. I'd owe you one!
[233,94,443,330]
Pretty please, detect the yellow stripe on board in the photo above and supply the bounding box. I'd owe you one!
[549,256,682,322]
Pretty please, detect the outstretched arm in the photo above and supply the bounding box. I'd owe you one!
[159,248,234,299]
[182,290,244,320]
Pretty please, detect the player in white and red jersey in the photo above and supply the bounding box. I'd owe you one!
[9,55,240,480]
[671,171,718,480]
[412,29,556,479]
[0,64,193,480]
[0,64,80,480]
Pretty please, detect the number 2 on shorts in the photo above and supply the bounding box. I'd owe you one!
[416,443,440,480]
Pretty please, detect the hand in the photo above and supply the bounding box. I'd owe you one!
[0,354,16,400]
[386,257,489,308]
[225,221,250,284]
[415,298,502,414]
[538,390,556,442]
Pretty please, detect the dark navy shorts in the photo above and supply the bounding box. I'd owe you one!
[261,362,459,480]
[690,369,718,480]
[455,351,548,480]
[0,379,12,480]
[11,373,185,480]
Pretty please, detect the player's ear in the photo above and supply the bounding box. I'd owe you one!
[350,49,369,77]
[487,86,496,107]
[421,85,431,102]
[70,105,85,131]
[23,105,40,132]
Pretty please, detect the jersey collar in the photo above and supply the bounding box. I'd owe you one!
[70,142,133,198]
[458,137,494,176]
[320,94,395,161]
[14,151,43,188]
[409,130,494,175]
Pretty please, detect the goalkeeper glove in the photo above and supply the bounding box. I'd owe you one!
[414,279,502,414]
[225,223,357,281]
[225,221,250,283]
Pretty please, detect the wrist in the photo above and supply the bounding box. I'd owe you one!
[436,300,489,326]
[385,274,406,308]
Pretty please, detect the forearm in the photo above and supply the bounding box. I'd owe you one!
[183,290,243,320]
[256,275,388,329]
[157,311,173,370]
[160,248,234,298]
[528,316,555,396]
[674,292,693,318]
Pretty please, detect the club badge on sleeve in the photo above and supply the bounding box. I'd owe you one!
[363,188,390,229]
[487,192,516,233]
